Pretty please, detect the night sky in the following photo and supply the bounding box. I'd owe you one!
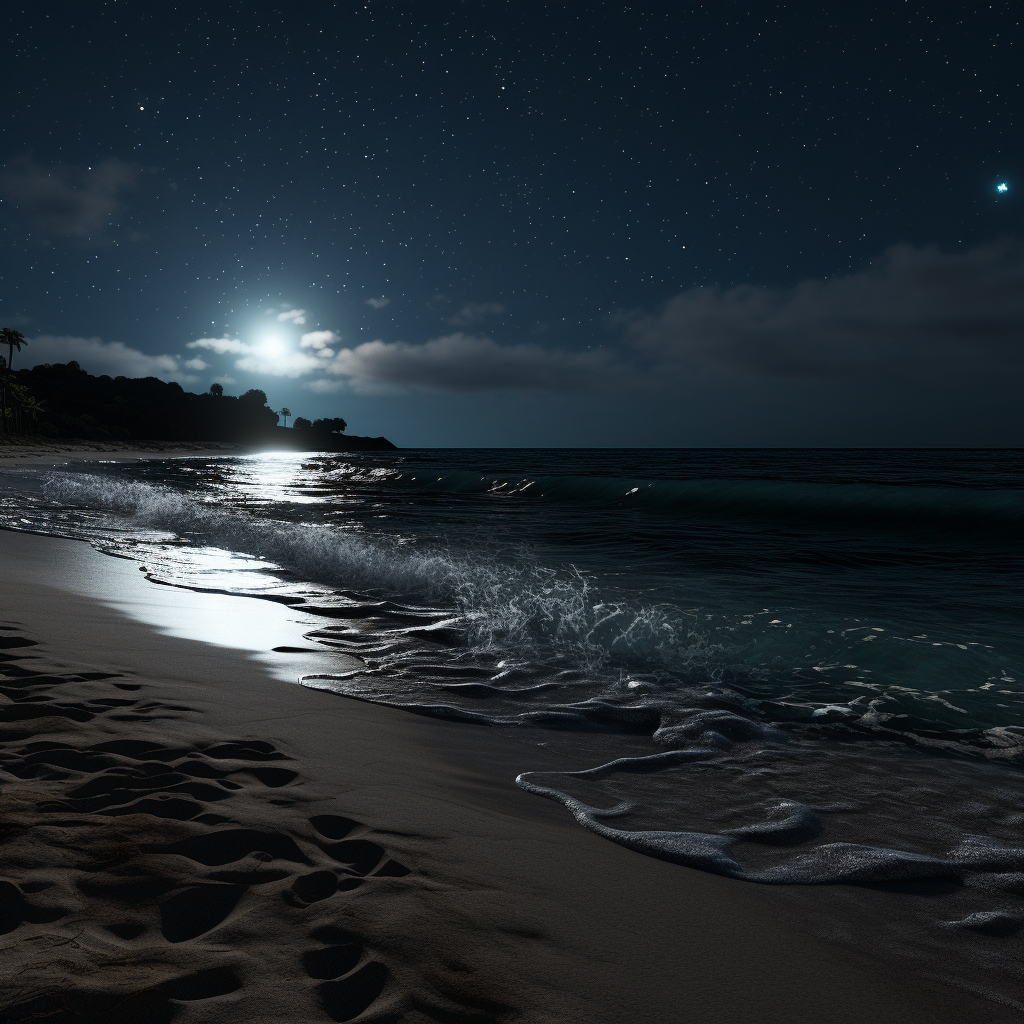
[2,3,1021,446]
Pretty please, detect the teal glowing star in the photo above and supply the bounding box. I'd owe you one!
[996,182,1009,193]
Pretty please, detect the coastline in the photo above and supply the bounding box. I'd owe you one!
[0,526,1012,1022]
[0,436,248,467]
[0,436,397,467]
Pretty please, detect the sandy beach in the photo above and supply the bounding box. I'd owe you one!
[0,436,247,466]
[3,0,1018,1015]
[0,490,1015,1021]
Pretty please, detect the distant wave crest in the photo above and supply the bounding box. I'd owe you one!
[389,470,1024,533]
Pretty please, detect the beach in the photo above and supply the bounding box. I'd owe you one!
[0,518,1014,1019]
[0,436,247,466]
[0,446,1020,1022]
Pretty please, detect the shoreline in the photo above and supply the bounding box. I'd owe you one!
[0,437,249,466]
[0,527,1012,1022]
[0,435,397,465]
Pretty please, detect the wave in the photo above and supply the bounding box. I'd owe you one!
[34,470,1023,757]
[389,470,1024,533]
[40,473,713,674]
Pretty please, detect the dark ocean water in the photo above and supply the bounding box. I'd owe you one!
[2,448,1024,995]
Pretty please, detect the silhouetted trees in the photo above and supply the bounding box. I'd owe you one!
[0,378,44,435]
[0,328,34,433]
[0,360,395,447]
[0,328,27,373]
[11,362,279,441]
[309,417,347,434]
[291,416,345,435]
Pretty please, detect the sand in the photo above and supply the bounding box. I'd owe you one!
[0,525,1015,1022]
[0,436,246,466]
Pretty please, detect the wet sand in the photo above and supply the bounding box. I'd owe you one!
[0,527,1014,1023]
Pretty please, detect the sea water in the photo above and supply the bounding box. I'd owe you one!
[2,448,1023,993]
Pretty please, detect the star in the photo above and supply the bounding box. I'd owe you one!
[996,182,1009,193]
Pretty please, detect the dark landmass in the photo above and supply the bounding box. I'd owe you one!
[266,427,398,452]
[5,361,397,451]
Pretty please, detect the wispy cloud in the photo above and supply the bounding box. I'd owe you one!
[25,335,178,378]
[183,356,209,371]
[306,378,345,393]
[2,158,138,237]
[235,351,321,377]
[321,332,614,393]
[366,296,390,309]
[448,302,505,326]
[276,308,306,324]
[619,241,1024,381]
[188,336,250,355]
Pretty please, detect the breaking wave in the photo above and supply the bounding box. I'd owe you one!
[41,472,712,674]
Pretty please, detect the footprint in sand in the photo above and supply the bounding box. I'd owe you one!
[0,628,418,1024]
[304,926,390,1022]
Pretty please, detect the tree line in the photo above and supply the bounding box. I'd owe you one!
[0,329,342,442]
[0,328,43,434]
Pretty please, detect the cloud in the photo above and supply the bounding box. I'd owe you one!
[306,378,345,393]
[188,334,321,377]
[620,241,1024,381]
[235,351,321,378]
[183,356,209,371]
[299,330,336,349]
[366,296,390,309]
[449,302,505,326]
[177,243,1023,398]
[276,308,306,324]
[299,331,336,359]
[188,336,250,355]
[24,335,179,378]
[2,158,138,237]
[322,332,614,392]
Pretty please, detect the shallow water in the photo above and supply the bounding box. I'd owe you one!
[2,447,1023,995]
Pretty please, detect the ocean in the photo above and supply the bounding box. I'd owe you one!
[2,447,1023,992]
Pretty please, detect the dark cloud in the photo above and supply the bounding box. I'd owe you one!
[620,242,1024,381]
[180,242,1024,401]
[2,158,138,237]
[323,333,615,393]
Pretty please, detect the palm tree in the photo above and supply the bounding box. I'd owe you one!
[280,406,291,427]
[1,379,39,434]
[20,394,46,431]
[0,328,27,374]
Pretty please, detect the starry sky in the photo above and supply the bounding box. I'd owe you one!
[2,2,1021,446]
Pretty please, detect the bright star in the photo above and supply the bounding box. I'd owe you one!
[996,182,1009,193]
